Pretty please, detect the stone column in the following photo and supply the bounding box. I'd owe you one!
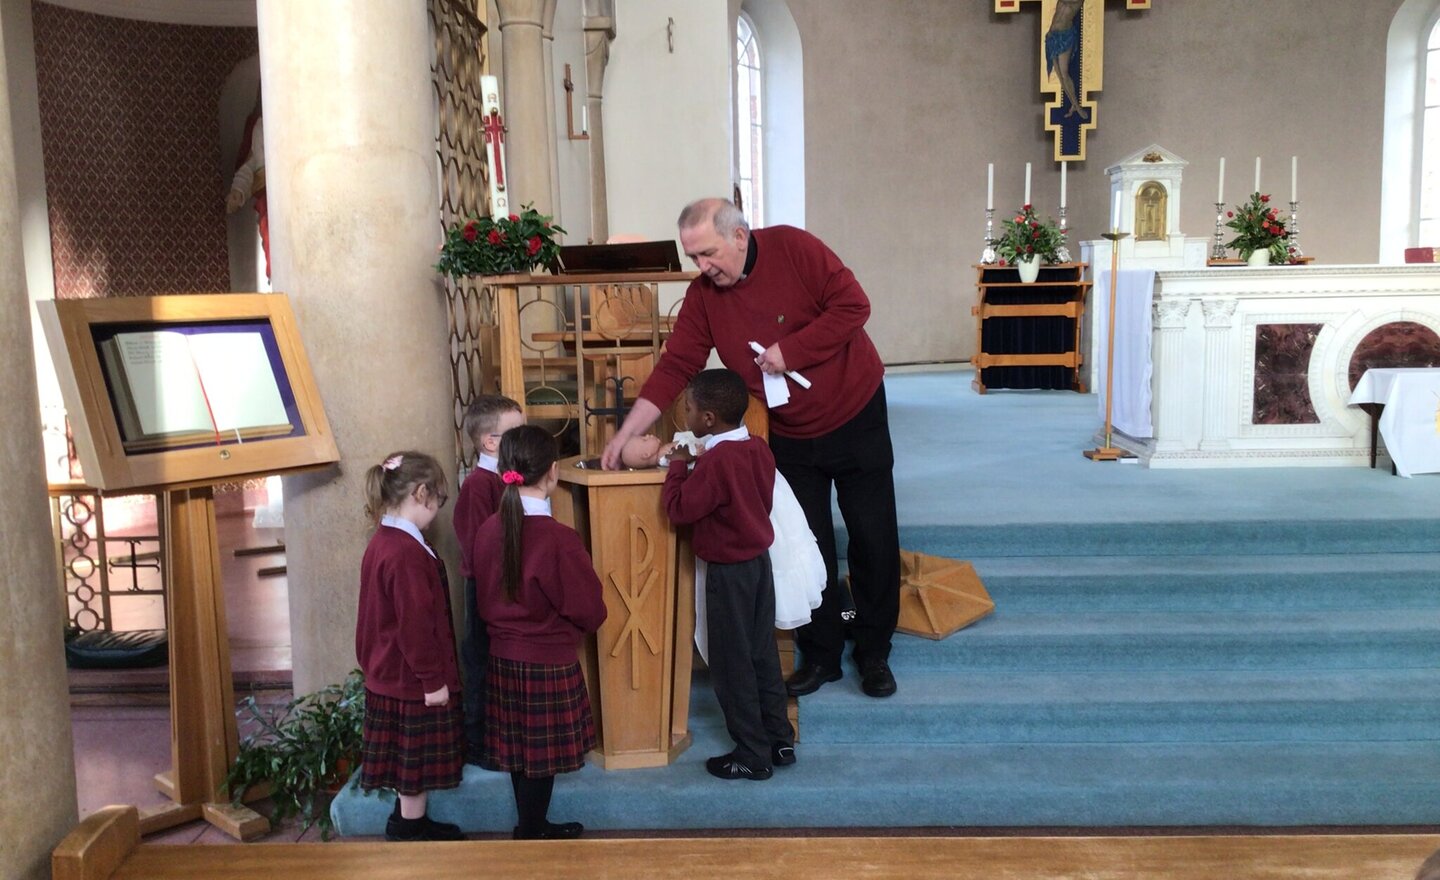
[257,1,456,694]
[584,15,614,242]
[495,0,554,214]
[1151,298,1193,454]
[1200,298,1238,450]
[541,0,561,222]
[0,2,78,876]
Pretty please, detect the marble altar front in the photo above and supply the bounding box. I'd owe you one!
[1118,265,1440,468]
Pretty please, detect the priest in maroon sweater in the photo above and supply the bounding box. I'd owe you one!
[602,198,901,700]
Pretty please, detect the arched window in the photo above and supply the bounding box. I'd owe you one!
[736,13,764,228]
[1382,0,1440,260]
[1421,20,1440,245]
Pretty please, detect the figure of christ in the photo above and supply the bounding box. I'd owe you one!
[1046,0,1088,120]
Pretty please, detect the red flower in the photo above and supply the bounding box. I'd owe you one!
[1015,215,1025,224]
[526,235,542,256]
[462,221,478,242]
[1226,211,1234,218]
[1032,229,1042,239]
[1025,245,1034,254]
[1023,203,1032,211]
[1260,194,1270,203]
[487,229,503,245]
[508,213,520,222]
[998,259,1008,266]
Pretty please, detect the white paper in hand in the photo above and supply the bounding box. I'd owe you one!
[761,371,790,408]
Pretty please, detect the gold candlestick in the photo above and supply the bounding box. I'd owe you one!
[1085,231,1135,461]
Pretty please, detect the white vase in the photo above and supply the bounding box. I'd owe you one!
[1016,256,1041,283]
[1246,249,1272,267]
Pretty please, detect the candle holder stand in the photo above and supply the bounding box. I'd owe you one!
[1055,205,1072,264]
[1085,230,1137,462]
[1211,201,1228,261]
[1287,200,1304,261]
[981,208,997,264]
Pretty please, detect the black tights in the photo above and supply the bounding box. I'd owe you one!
[510,772,555,836]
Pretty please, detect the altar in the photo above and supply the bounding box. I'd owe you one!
[1106,264,1440,468]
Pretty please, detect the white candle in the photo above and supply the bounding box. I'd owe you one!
[1060,161,1067,210]
[987,163,994,211]
[1291,155,1298,203]
[1217,157,1225,204]
[582,105,588,134]
[1111,190,1121,231]
[1254,157,1262,195]
[1024,162,1032,206]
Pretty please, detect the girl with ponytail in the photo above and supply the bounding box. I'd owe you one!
[471,425,607,839]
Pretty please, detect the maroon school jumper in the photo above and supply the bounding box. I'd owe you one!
[639,225,884,439]
[661,435,775,562]
[453,466,503,580]
[356,525,461,700]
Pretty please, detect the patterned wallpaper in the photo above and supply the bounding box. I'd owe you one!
[32,2,258,298]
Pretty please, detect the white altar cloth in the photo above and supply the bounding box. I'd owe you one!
[1093,269,1155,438]
[1349,368,1440,478]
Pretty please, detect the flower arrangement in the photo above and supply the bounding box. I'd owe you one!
[436,204,566,278]
[992,204,1067,266]
[1225,192,1293,263]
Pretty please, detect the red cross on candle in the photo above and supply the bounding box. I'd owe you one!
[482,110,507,190]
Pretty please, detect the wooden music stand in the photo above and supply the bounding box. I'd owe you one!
[40,294,339,840]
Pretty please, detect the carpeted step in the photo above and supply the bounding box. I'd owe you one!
[331,715,1440,833]
[969,553,1440,612]
[878,610,1440,672]
[874,518,1440,560]
[794,667,1440,745]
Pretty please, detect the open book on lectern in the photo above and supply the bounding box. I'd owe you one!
[98,328,292,452]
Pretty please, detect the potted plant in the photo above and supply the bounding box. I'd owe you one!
[993,203,1066,282]
[435,204,566,278]
[225,669,366,838]
[1225,191,1293,266]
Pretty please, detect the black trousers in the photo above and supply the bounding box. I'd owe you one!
[705,553,793,768]
[460,576,489,756]
[769,383,901,669]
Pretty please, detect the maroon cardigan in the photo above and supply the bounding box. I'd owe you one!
[453,466,503,579]
[355,526,460,700]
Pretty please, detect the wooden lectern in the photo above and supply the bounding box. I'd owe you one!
[552,458,696,769]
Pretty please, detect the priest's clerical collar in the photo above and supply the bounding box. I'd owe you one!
[738,230,758,282]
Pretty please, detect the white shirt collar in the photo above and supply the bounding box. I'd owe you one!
[520,495,552,517]
[379,514,436,558]
[478,452,499,474]
[705,424,750,448]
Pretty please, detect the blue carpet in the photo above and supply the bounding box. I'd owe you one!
[333,369,1440,833]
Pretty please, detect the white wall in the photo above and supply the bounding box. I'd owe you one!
[605,0,731,243]
[551,1,594,244]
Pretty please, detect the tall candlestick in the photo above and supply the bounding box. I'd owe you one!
[1291,155,1298,203]
[1217,157,1225,205]
[1024,162,1032,206]
[1060,161,1067,210]
[1111,190,1121,231]
[987,163,994,211]
[1254,157,1262,194]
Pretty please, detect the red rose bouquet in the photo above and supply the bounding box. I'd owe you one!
[436,204,565,277]
[1224,192,1293,263]
[992,203,1066,266]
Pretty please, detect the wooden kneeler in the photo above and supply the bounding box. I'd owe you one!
[895,550,995,640]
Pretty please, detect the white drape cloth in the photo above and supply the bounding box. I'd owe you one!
[1349,367,1440,478]
[1093,268,1156,439]
[693,472,826,665]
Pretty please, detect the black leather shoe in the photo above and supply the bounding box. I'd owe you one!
[859,658,897,698]
[772,743,796,767]
[705,753,773,780]
[386,814,466,841]
[786,663,842,697]
[513,821,584,840]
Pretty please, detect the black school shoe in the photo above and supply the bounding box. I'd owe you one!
[785,662,843,697]
[385,813,466,842]
[513,821,584,840]
[706,753,773,781]
[859,658,898,698]
[772,743,797,767]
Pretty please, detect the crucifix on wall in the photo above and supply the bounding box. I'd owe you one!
[995,0,1153,161]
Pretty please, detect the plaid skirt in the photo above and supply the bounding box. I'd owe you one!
[483,655,596,778]
[359,689,464,796]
